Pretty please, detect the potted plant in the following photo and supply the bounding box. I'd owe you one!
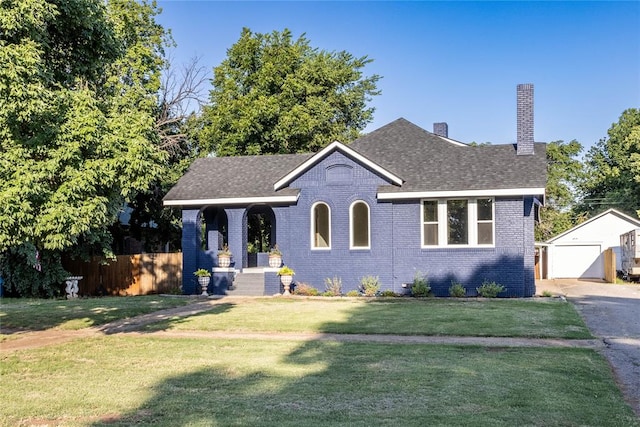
[194,268,211,296]
[277,265,295,295]
[268,244,282,268]
[218,244,232,268]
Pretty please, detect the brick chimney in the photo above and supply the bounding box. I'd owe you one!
[517,83,534,155]
[433,122,448,138]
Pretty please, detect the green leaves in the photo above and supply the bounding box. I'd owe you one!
[579,108,640,217]
[0,0,169,295]
[200,27,381,157]
[535,140,585,242]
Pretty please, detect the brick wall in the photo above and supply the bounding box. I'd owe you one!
[180,151,536,297]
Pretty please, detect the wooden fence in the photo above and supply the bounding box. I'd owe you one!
[63,253,182,296]
[604,248,616,284]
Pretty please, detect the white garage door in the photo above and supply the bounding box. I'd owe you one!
[553,244,603,279]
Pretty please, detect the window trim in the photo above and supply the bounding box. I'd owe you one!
[349,200,371,250]
[311,202,331,250]
[420,198,495,248]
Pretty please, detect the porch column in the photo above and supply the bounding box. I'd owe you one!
[224,208,246,270]
[523,196,536,297]
[272,207,290,265]
[182,209,201,294]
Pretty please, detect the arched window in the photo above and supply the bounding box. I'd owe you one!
[350,201,370,249]
[311,202,331,249]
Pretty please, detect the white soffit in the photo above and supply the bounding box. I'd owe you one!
[163,195,299,207]
[377,187,546,200]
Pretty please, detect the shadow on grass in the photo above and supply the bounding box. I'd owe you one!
[89,303,639,427]
[100,302,238,334]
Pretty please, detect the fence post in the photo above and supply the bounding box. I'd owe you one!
[604,248,616,283]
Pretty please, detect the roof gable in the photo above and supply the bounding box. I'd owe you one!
[547,209,640,243]
[273,140,403,190]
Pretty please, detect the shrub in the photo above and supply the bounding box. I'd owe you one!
[293,283,319,296]
[345,290,360,297]
[324,276,342,296]
[449,282,466,298]
[411,271,431,297]
[277,266,295,276]
[476,280,505,298]
[541,290,553,298]
[359,275,381,296]
[379,289,396,297]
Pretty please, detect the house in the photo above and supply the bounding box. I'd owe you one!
[541,209,640,280]
[164,84,547,297]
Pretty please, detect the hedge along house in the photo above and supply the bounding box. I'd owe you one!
[164,84,547,297]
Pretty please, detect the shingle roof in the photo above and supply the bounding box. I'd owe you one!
[163,118,546,205]
[351,118,547,194]
[163,153,311,202]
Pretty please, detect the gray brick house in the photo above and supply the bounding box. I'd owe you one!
[164,84,546,297]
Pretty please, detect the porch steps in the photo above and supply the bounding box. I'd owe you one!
[227,272,264,296]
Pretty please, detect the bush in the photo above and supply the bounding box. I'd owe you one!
[411,272,431,297]
[345,290,360,297]
[449,282,466,298]
[476,280,505,298]
[379,289,397,297]
[293,283,319,296]
[324,276,342,296]
[359,275,381,296]
[0,245,69,298]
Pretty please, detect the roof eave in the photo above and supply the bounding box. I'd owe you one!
[163,194,300,207]
[377,187,546,200]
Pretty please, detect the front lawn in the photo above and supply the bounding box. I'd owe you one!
[1,336,637,426]
[0,296,192,331]
[146,297,593,339]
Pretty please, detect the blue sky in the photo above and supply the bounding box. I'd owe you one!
[156,1,640,152]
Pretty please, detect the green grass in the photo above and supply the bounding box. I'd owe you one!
[145,297,593,339]
[0,296,192,331]
[1,336,637,426]
[1,296,635,426]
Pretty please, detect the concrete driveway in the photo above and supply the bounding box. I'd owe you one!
[537,279,640,417]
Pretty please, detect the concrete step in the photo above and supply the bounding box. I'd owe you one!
[227,272,264,296]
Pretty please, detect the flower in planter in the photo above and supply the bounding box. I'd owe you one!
[269,244,282,256]
[194,268,211,277]
[218,244,232,256]
[277,266,295,276]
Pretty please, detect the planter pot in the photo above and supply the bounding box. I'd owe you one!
[218,255,231,268]
[269,255,282,268]
[65,276,82,299]
[198,276,211,296]
[280,274,293,296]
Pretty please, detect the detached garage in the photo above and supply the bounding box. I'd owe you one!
[544,209,640,279]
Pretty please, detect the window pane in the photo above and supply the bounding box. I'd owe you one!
[478,222,493,244]
[314,204,330,248]
[447,200,468,245]
[423,224,438,245]
[423,200,437,222]
[352,202,369,247]
[477,198,493,221]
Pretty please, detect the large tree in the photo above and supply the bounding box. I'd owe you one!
[199,28,381,156]
[535,140,585,241]
[579,108,640,218]
[116,56,209,253]
[0,0,170,296]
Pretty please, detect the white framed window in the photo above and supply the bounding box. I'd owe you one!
[311,202,331,249]
[350,200,370,249]
[476,198,494,245]
[421,198,494,247]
